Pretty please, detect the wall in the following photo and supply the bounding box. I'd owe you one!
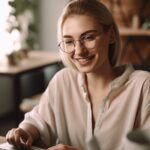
[38,0,68,51]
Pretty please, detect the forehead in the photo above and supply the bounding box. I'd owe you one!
[62,14,102,37]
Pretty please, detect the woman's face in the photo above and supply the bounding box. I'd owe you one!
[62,14,112,73]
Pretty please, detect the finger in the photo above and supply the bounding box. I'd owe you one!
[6,129,16,145]
[15,128,32,149]
[14,129,25,149]
[19,129,33,147]
[6,130,12,144]
[25,136,32,147]
[6,128,27,149]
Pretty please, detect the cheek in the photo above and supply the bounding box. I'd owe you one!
[96,41,109,57]
[96,34,109,48]
[68,53,76,64]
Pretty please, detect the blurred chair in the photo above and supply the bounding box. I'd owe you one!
[20,62,64,113]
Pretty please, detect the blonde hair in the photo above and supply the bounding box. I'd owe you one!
[57,0,120,69]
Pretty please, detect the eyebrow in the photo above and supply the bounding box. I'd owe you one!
[63,29,98,38]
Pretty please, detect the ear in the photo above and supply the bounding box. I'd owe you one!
[108,26,116,44]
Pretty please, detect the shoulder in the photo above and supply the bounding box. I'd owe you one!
[53,67,79,80]
[44,68,80,99]
[49,67,80,86]
[127,70,150,96]
[129,70,150,84]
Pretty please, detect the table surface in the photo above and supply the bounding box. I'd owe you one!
[0,136,6,144]
[0,50,60,75]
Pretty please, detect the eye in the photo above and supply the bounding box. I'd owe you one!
[83,34,96,41]
[64,39,74,45]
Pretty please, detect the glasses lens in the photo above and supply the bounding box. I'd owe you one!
[84,40,96,49]
[59,41,74,53]
[83,34,97,49]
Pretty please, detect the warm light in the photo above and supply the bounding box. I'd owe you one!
[0,0,21,60]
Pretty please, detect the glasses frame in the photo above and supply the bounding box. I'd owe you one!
[58,31,104,54]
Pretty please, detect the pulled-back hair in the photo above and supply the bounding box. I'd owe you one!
[57,0,120,69]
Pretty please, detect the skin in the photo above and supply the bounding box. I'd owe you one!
[62,14,112,74]
[6,14,119,150]
[6,123,39,149]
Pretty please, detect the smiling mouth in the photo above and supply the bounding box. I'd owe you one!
[76,55,95,64]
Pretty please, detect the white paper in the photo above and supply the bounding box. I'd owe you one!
[0,142,45,150]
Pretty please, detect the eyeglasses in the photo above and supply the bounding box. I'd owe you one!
[58,31,103,54]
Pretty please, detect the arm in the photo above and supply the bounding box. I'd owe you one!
[6,81,58,149]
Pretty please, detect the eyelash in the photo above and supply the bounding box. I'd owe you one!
[64,34,96,42]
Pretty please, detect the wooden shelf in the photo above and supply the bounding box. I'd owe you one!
[119,28,150,36]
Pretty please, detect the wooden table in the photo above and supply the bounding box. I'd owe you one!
[0,51,60,74]
[0,136,6,144]
[0,50,60,124]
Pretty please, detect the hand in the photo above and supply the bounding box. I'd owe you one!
[47,144,80,150]
[6,128,33,149]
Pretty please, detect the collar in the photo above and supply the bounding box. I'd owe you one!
[77,64,134,102]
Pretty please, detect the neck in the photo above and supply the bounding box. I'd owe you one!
[86,64,117,90]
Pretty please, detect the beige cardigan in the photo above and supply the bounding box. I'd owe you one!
[19,65,150,150]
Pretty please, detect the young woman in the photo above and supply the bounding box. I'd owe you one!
[6,0,150,150]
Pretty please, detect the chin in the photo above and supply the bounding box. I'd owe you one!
[76,65,95,73]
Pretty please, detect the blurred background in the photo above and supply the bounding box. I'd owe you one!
[0,0,67,57]
[0,0,149,136]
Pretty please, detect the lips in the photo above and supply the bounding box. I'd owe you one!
[75,55,95,65]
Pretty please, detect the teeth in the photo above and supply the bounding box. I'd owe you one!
[77,56,93,62]
[78,58,88,62]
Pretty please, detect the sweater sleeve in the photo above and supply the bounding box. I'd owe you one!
[19,75,59,147]
[140,75,150,128]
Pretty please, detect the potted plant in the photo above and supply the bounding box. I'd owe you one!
[7,0,38,50]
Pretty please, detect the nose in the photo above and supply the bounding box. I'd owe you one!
[74,40,86,54]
